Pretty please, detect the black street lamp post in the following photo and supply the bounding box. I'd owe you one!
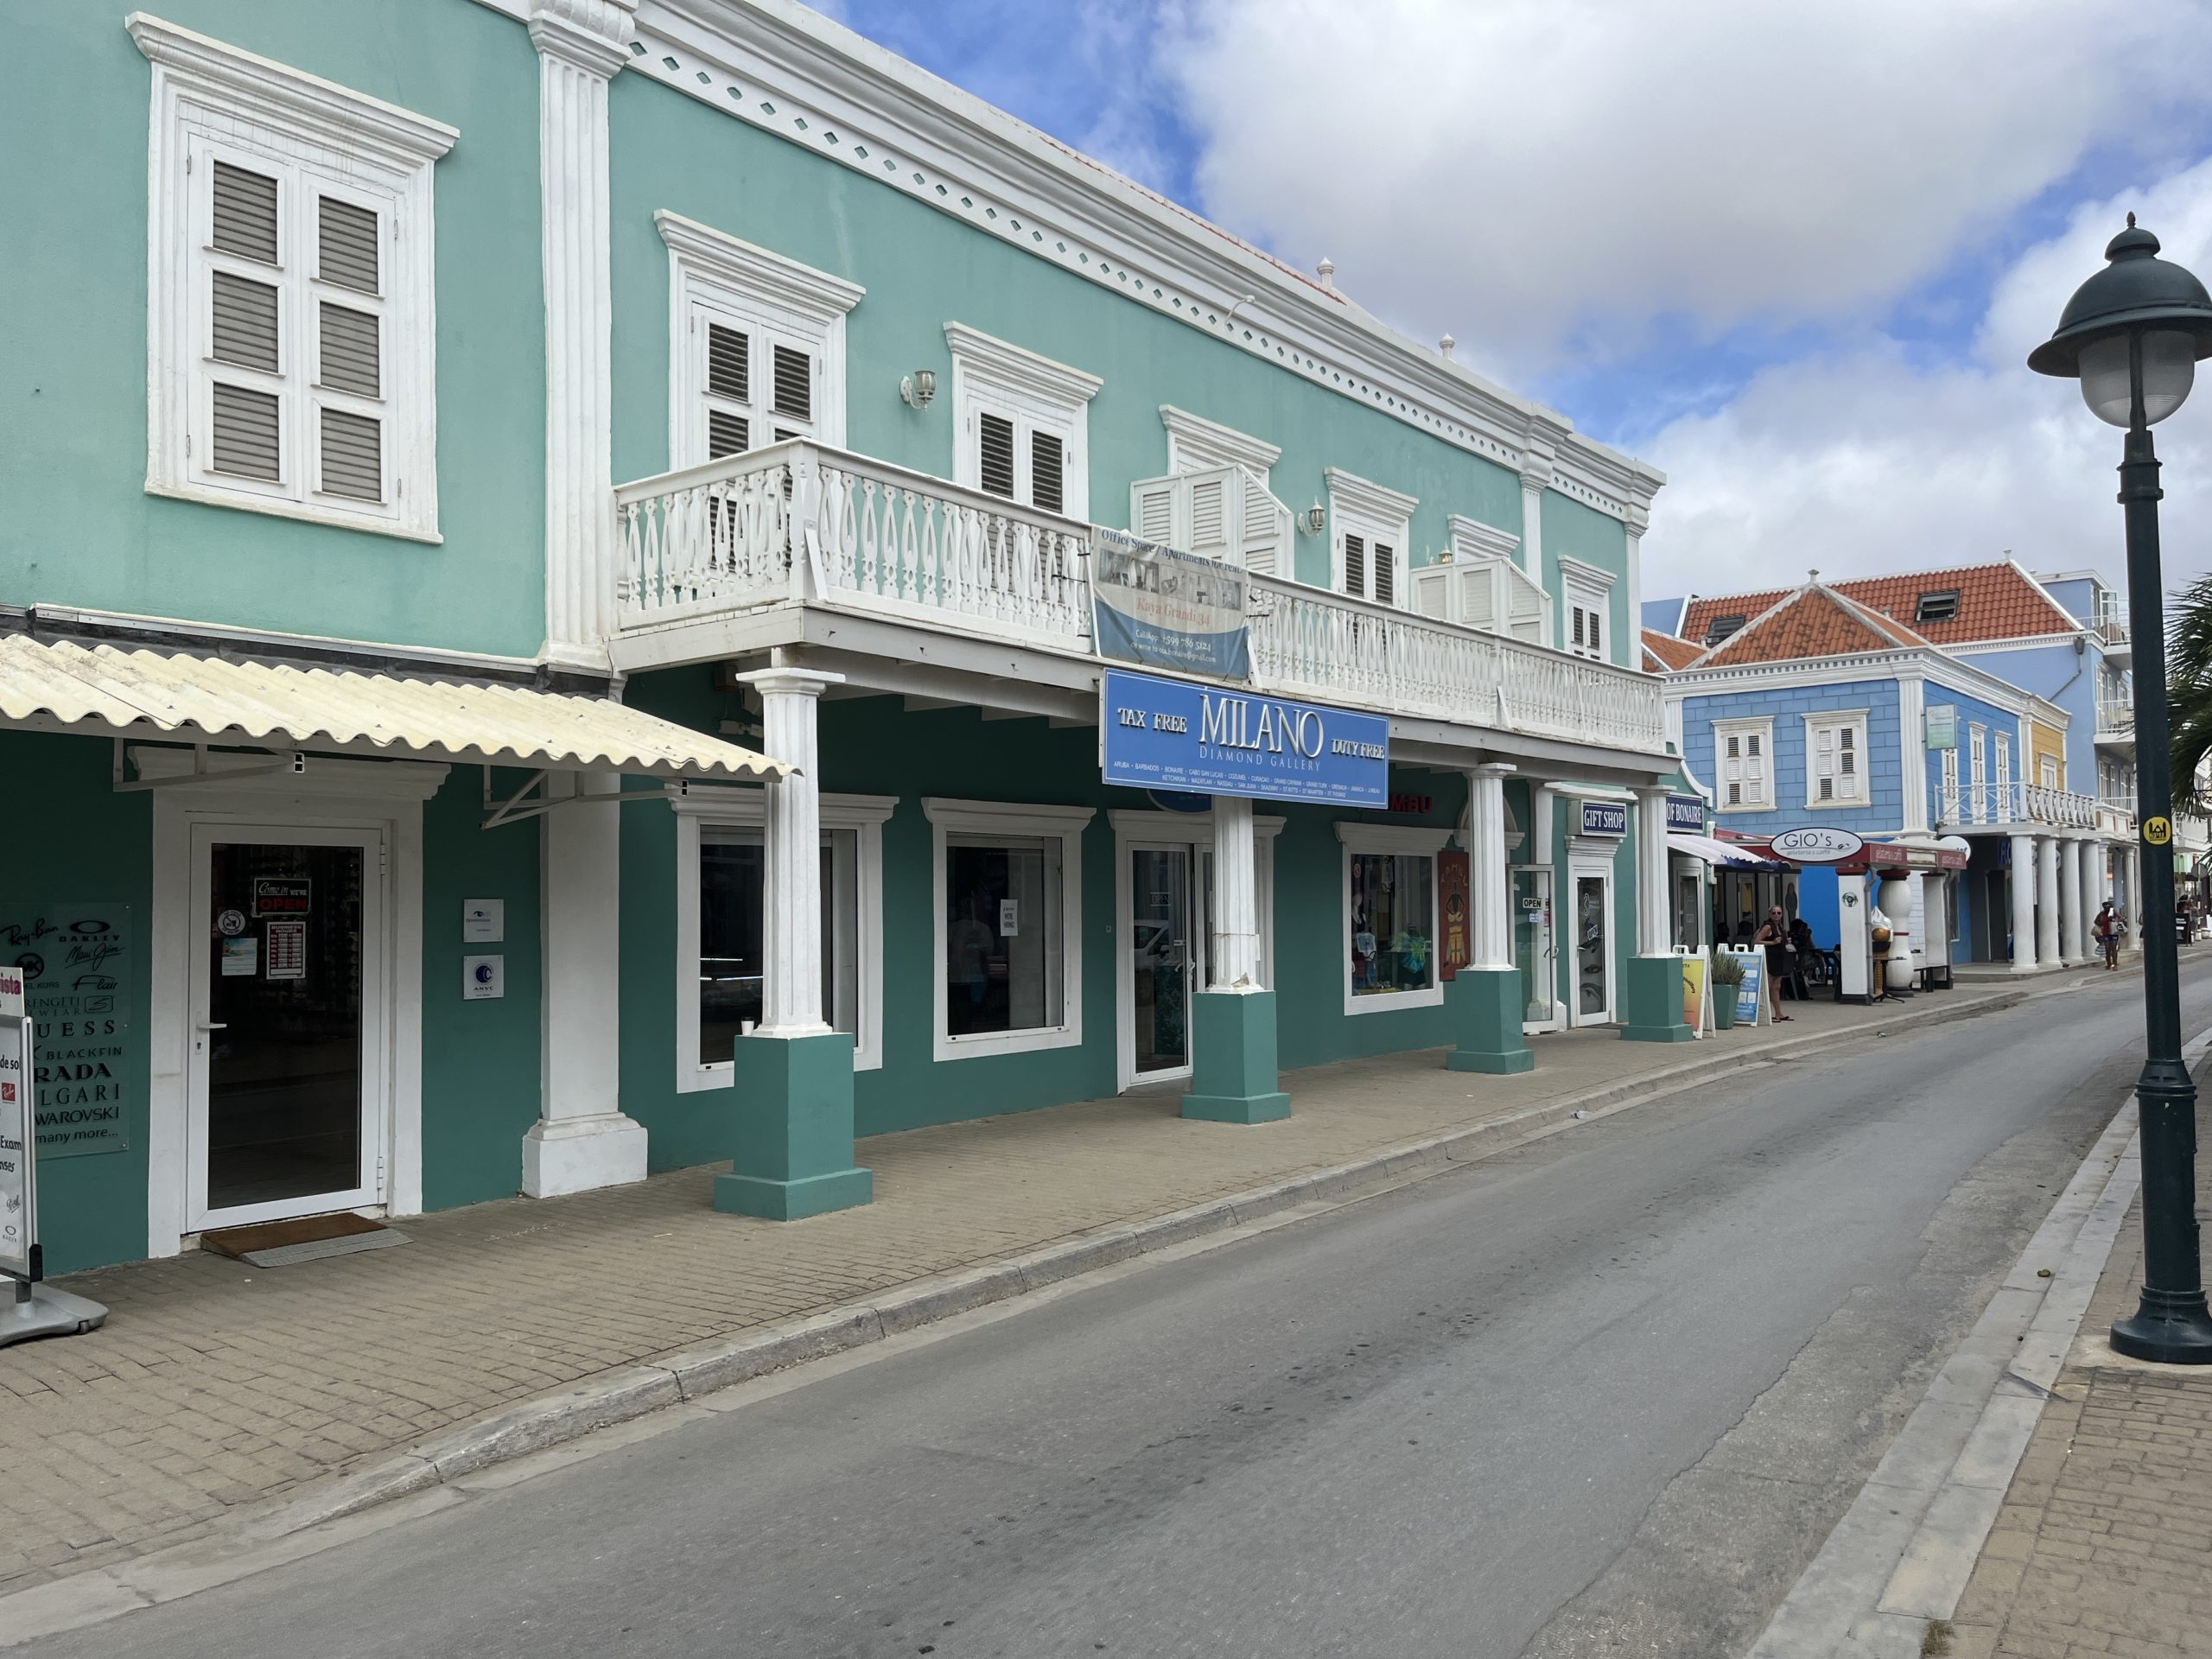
[2031,215,2212,1365]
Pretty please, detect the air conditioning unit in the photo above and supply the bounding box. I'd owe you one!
[1409,557,1548,643]
[1128,463,1294,575]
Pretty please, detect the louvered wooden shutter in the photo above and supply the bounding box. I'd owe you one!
[1189,476,1228,556]
[317,196,379,294]
[703,322,750,458]
[1374,543,1396,607]
[320,407,381,501]
[1586,606,1602,654]
[1410,567,1451,620]
[1133,477,1175,543]
[211,383,281,480]
[318,302,379,397]
[212,272,279,373]
[771,343,811,439]
[1459,565,1497,632]
[978,412,1016,499]
[1241,474,1286,576]
[213,162,278,264]
[1030,429,1065,514]
[1343,532,1366,597]
[1503,565,1546,642]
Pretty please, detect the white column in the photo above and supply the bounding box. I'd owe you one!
[2125,843,2145,951]
[2009,833,2038,972]
[2059,837,2086,965]
[527,770,648,1196]
[531,0,637,671]
[739,669,844,1033]
[1635,786,1670,956]
[2034,836,2061,967]
[1210,792,1262,990]
[1469,766,1516,968]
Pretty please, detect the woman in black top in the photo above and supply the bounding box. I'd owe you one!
[1752,906,1792,1021]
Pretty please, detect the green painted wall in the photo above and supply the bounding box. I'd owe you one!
[0,733,153,1274]
[0,1,547,658]
[605,74,1529,588]
[418,768,543,1211]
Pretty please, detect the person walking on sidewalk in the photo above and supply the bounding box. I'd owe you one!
[2094,898,2123,970]
[1754,906,1793,1021]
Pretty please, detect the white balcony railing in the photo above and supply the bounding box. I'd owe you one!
[613,440,1666,753]
[1938,780,2127,835]
[2095,697,2135,740]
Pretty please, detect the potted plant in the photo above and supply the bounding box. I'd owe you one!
[1710,951,1745,1029]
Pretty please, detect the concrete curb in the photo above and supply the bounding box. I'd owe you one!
[0,978,2066,1647]
[248,982,2034,1543]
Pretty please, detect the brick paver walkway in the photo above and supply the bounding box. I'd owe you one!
[0,988,2013,1599]
[1946,1098,2212,1659]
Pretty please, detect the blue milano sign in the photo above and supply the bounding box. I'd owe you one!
[1101,668,1388,807]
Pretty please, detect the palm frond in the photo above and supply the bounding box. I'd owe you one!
[2167,574,2212,682]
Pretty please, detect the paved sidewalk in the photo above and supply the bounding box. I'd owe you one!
[1944,1099,2212,1659]
[0,984,2030,1599]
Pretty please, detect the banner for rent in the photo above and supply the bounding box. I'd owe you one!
[1090,527,1251,681]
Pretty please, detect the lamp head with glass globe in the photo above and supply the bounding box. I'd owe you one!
[2027,215,2212,424]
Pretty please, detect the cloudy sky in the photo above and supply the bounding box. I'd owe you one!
[830,0,2212,609]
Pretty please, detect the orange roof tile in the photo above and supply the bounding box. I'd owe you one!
[1681,563,2077,649]
[1692,586,1933,668]
[1641,629,1704,671]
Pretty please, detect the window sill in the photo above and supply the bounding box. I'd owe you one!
[1344,984,1444,1015]
[934,1023,1083,1062]
[146,478,443,544]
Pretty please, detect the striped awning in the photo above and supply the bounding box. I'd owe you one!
[0,634,786,782]
[1668,832,1781,868]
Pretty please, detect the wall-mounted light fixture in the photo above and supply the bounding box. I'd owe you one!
[900,369,937,409]
[1300,502,1326,535]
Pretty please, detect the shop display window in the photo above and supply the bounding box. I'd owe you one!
[944,837,1065,1037]
[1348,852,1437,998]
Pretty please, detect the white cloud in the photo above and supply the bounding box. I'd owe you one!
[1162,0,2212,371]
[1642,161,2212,601]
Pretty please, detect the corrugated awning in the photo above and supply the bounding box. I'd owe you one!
[0,635,786,782]
[1668,832,1780,868]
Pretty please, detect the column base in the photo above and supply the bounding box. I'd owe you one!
[1445,966,1535,1073]
[2009,960,2042,975]
[522,1111,648,1198]
[713,1029,873,1220]
[1181,989,1291,1124]
[1618,955,1697,1043]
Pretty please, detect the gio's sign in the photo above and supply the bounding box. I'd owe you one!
[1770,826,1866,865]
[1100,668,1389,806]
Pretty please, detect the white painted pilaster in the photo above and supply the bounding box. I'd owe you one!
[1897,675,1929,832]
[1519,443,1554,643]
[2009,833,2038,972]
[738,668,844,1033]
[1468,766,1516,969]
[528,769,648,1196]
[1533,781,1561,1020]
[1210,791,1262,989]
[2035,835,2061,968]
[531,0,636,671]
[2059,836,2086,965]
[1635,786,1670,956]
[2125,844,2145,951]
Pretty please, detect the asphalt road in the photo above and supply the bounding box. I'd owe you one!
[23,966,2209,1659]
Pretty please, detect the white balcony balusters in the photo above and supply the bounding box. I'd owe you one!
[613,439,1667,753]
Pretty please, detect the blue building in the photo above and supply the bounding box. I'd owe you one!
[1647,574,2137,988]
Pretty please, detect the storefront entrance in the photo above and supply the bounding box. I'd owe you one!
[1570,865,1615,1026]
[188,827,385,1231]
[1125,843,1210,1084]
[1510,865,1559,1031]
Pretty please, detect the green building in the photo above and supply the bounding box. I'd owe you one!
[1,0,1693,1273]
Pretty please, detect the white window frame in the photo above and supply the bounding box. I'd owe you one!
[670,787,893,1092]
[1713,715,1774,812]
[1560,556,1617,663]
[1336,823,1451,1015]
[2040,753,2061,791]
[1326,467,1418,608]
[658,210,861,468]
[1994,731,2012,790]
[924,798,1094,1061]
[133,15,454,542]
[1940,742,1961,818]
[1160,404,1281,486]
[946,323,1101,519]
[1803,709,1871,807]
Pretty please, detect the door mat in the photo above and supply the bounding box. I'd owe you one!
[200,1212,410,1269]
